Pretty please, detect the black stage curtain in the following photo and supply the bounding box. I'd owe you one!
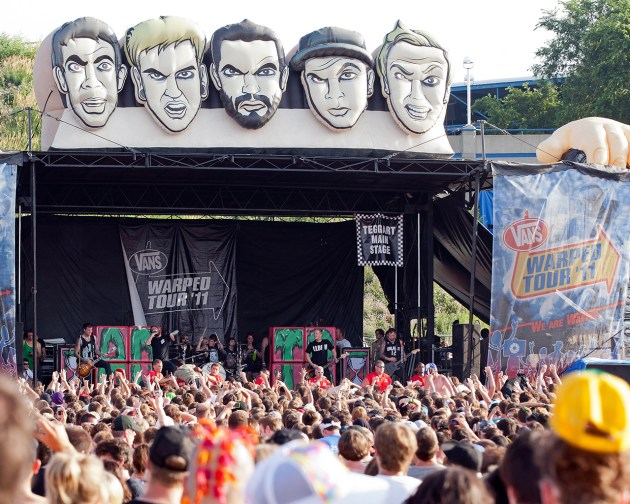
[236,220,364,346]
[21,217,364,346]
[21,216,132,341]
[433,195,492,322]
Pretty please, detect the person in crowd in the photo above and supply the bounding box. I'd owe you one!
[22,358,34,381]
[361,359,393,392]
[318,416,342,454]
[537,371,630,504]
[147,359,177,388]
[404,466,493,504]
[407,427,445,480]
[46,451,111,504]
[206,362,225,387]
[409,362,427,388]
[128,426,194,504]
[338,427,372,473]
[500,429,548,504]
[308,365,332,390]
[184,422,255,504]
[14,326,630,504]
[374,422,421,502]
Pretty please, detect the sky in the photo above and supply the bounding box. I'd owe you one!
[0,0,560,83]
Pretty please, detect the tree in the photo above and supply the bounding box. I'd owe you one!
[531,0,630,123]
[472,82,564,130]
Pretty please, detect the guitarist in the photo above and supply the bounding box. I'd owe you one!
[305,328,337,382]
[381,328,405,381]
[74,323,112,378]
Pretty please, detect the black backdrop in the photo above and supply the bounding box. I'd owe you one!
[20,217,364,346]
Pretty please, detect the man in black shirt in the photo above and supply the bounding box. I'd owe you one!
[382,327,404,380]
[74,323,112,377]
[305,328,336,382]
[146,326,177,375]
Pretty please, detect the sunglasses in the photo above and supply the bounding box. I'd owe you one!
[375,366,384,369]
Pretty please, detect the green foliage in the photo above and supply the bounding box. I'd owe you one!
[363,266,394,345]
[472,82,564,129]
[433,283,471,334]
[532,0,630,123]
[0,33,40,150]
[0,34,37,62]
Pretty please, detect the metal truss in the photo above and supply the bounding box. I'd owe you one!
[22,150,486,216]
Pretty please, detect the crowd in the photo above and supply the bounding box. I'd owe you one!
[4,348,630,504]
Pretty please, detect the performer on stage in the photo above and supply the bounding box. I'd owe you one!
[305,328,336,382]
[381,327,405,381]
[372,328,385,363]
[243,332,263,380]
[224,336,246,382]
[335,328,351,380]
[361,359,392,392]
[74,323,112,377]
[146,326,177,375]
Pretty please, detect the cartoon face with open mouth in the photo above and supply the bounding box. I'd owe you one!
[382,41,449,135]
[133,40,208,132]
[54,35,126,128]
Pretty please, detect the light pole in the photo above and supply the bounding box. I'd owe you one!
[463,56,474,126]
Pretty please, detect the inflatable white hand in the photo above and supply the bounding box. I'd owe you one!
[537,117,630,168]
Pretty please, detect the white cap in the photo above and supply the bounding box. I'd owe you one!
[245,441,390,504]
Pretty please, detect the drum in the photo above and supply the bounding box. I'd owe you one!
[201,362,226,380]
[77,360,94,378]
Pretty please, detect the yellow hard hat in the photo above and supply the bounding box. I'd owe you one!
[551,370,630,453]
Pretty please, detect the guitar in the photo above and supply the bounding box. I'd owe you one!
[384,349,420,376]
[305,354,348,379]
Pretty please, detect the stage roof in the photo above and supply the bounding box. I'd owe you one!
[12,150,490,216]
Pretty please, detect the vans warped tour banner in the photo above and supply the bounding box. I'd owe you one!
[120,223,237,343]
[0,163,16,376]
[490,163,630,378]
[355,214,403,266]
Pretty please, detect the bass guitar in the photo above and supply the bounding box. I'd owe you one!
[384,349,420,376]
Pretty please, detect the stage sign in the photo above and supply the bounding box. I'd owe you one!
[355,214,403,266]
[120,222,237,345]
[0,164,16,377]
[490,163,630,378]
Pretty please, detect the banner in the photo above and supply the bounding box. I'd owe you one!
[0,164,16,376]
[490,163,630,377]
[120,222,237,344]
[355,214,403,266]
